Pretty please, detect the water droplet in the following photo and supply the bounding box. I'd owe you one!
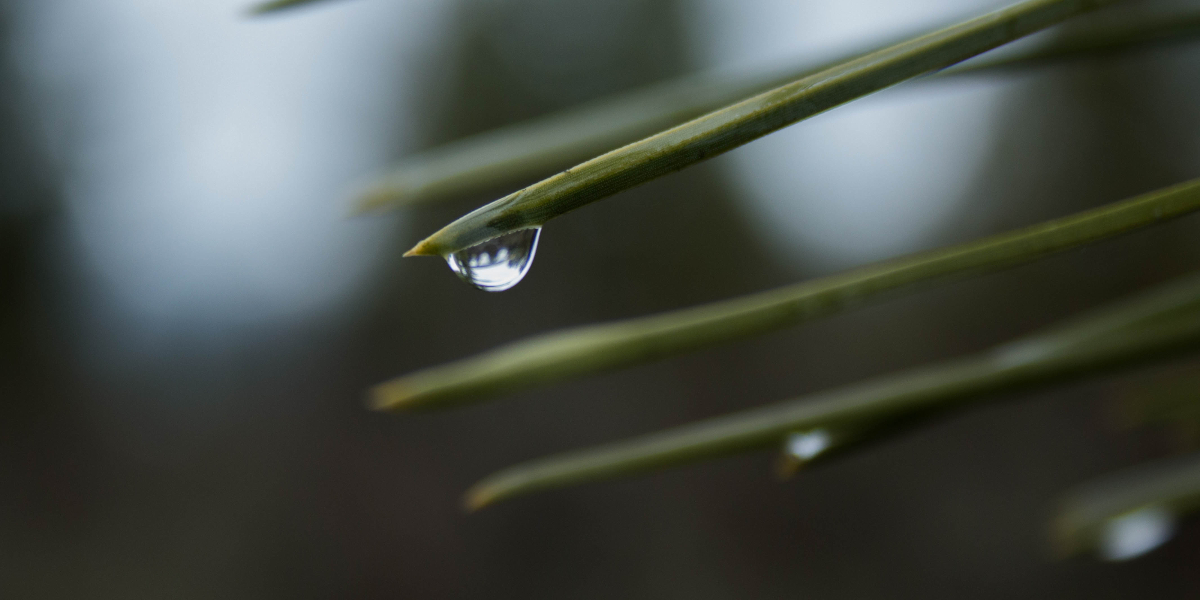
[445,227,541,292]
[1098,506,1176,561]
[786,429,833,462]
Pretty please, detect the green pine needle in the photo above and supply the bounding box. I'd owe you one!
[403,0,1121,258]
[373,178,1200,412]
[464,276,1200,510]
[1055,451,1200,558]
[357,9,1200,213]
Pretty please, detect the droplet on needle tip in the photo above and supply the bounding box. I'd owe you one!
[445,227,541,292]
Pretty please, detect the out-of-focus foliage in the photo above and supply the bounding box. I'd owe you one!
[374,178,1200,412]
[403,0,1123,258]
[355,10,1200,213]
[6,0,1200,596]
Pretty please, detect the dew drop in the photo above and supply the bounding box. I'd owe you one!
[786,429,833,462]
[1098,506,1177,561]
[445,227,541,292]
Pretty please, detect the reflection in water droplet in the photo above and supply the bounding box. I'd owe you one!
[445,227,541,292]
[786,429,832,462]
[1099,506,1176,561]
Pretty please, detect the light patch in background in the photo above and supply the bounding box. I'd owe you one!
[16,0,450,323]
[686,0,1006,269]
[1099,506,1177,561]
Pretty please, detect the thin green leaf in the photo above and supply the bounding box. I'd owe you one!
[783,276,1200,477]
[785,273,1200,475]
[358,9,1200,213]
[464,276,1200,510]
[946,9,1200,74]
[372,178,1200,412]
[404,0,1120,257]
[1054,452,1200,558]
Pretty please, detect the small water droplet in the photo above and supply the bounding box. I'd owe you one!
[1098,506,1176,561]
[445,227,541,292]
[786,429,833,462]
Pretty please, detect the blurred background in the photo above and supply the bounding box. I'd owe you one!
[2,0,1200,597]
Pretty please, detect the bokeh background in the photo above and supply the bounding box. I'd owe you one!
[3,0,1200,597]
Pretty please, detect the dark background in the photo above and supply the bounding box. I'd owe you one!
[3,0,1200,597]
